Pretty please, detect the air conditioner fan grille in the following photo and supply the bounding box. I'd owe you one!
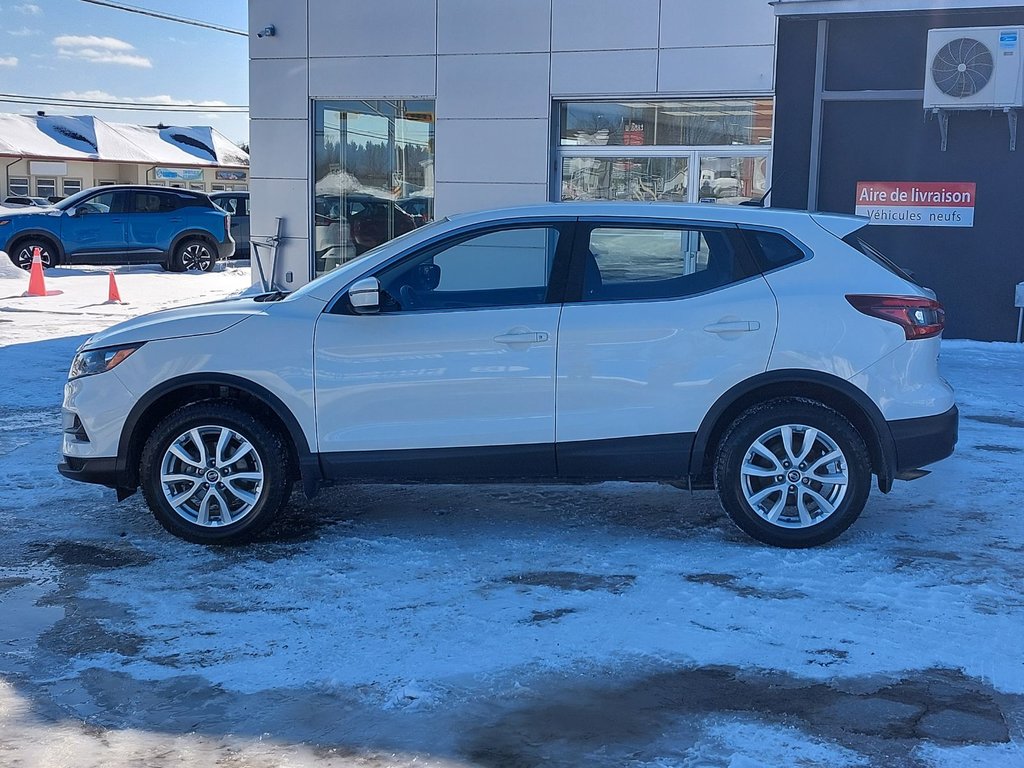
[932,37,995,98]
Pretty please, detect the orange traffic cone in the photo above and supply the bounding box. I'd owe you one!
[22,247,62,297]
[105,270,125,304]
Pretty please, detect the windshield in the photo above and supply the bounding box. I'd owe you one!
[55,187,107,211]
[286,218,451,300]
[842,234,919,286]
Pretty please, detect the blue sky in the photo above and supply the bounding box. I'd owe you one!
[0,0,249,142]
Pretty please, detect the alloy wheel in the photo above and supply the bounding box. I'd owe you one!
[159,425,264,527]
[181,243,213,271]
[739,423,849,529]
[15,245,52,270]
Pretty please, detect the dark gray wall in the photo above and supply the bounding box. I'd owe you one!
[774,9,1024,341]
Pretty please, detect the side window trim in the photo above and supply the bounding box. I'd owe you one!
[327,219,579,315]
[564,219,755,304]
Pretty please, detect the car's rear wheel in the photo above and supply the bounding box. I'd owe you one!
[171,238,216,272]
[714,398,871,548]
[140,402,292,544]
[12,238,57,270]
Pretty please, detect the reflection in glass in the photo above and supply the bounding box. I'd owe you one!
[560,99,773,147]
[561,156,689,202]
[313,100,435,276]
[697,155,768,204]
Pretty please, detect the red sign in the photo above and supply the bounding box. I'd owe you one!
[855,181,976,227]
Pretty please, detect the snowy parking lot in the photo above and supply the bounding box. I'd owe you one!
[1,261,1023,767]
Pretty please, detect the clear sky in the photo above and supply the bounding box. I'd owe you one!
[0,0,249,143]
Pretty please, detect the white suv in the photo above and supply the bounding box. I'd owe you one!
[58,203,957,548]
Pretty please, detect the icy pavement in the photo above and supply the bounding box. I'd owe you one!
[1,262,1023,766]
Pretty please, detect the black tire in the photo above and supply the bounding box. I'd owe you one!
[714,398,872,548]
[139,402,292,544]
[11,238,58,270]
[170,238,216,272]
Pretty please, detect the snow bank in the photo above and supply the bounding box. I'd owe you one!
[0,250,24,279]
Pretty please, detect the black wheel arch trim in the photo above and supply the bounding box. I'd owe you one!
[116,372,321,493]
[5,230,67,263]
[689,369,897,493]
[170,229,221,257]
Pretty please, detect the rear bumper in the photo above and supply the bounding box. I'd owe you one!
[217,237,236,260]
[888,405,958,473]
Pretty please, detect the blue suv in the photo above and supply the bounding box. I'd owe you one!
[1,185,234,272]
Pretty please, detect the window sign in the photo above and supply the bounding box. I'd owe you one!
[155,167,204,182]
[855,181,976,227]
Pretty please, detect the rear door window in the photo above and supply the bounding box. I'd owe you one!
[574,224,758,302]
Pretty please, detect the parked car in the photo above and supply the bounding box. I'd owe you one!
[58,202,957,548]
[315,193,417,263]
[209,191,250,258]
[396,195,433,226]
[1,185,233,271]
[3,195,53,209]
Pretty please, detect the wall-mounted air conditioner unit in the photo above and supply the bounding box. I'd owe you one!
[924,27,1024,110]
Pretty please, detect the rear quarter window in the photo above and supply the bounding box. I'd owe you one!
[743,230,807,271]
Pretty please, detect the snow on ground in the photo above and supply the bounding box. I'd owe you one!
[1,264,1023,767]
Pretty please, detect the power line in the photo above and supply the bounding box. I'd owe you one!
[79,0,247,36]
[0,93,248,113]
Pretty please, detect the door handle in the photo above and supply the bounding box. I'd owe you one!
[493,331,549,344]
[704,321,760,334]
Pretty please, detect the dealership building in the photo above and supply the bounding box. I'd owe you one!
[248,0,1024,340]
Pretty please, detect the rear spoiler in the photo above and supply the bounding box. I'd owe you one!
[810,212,869,239]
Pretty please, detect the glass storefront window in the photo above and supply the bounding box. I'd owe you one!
[560,99,773,148]
[697,155,769,204]
[313,100,435,277]
[561,156,689,202]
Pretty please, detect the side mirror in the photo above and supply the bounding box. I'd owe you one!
[348,276,380,314]
[67,207,80,217]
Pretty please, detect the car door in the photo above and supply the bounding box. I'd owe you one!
[555,219,778,478]
[60,190,129,264]
[313,221,574,480]
[126,190,181,263]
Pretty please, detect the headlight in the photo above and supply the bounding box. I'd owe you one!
[69,344,143,380]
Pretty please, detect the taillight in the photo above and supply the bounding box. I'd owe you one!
[846,295,945,340]
[224,214,231,239]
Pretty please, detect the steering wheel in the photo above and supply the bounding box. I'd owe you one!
[399,284,418,310]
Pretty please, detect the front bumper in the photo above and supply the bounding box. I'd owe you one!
[58,456,119,487]
[888,405,959,473]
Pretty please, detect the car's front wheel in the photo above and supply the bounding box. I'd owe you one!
[139,402,292,544]
[170,238,216,272]
[714,398,871,548]
[12,239,57,270]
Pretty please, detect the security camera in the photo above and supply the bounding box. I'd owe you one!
[256,25,276,38]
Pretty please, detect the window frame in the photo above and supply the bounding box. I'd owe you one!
[330,219,577,316]
[61,178,83,197]
[35,178,57,199]
[8,177,30,196]
[563,218,761,305]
